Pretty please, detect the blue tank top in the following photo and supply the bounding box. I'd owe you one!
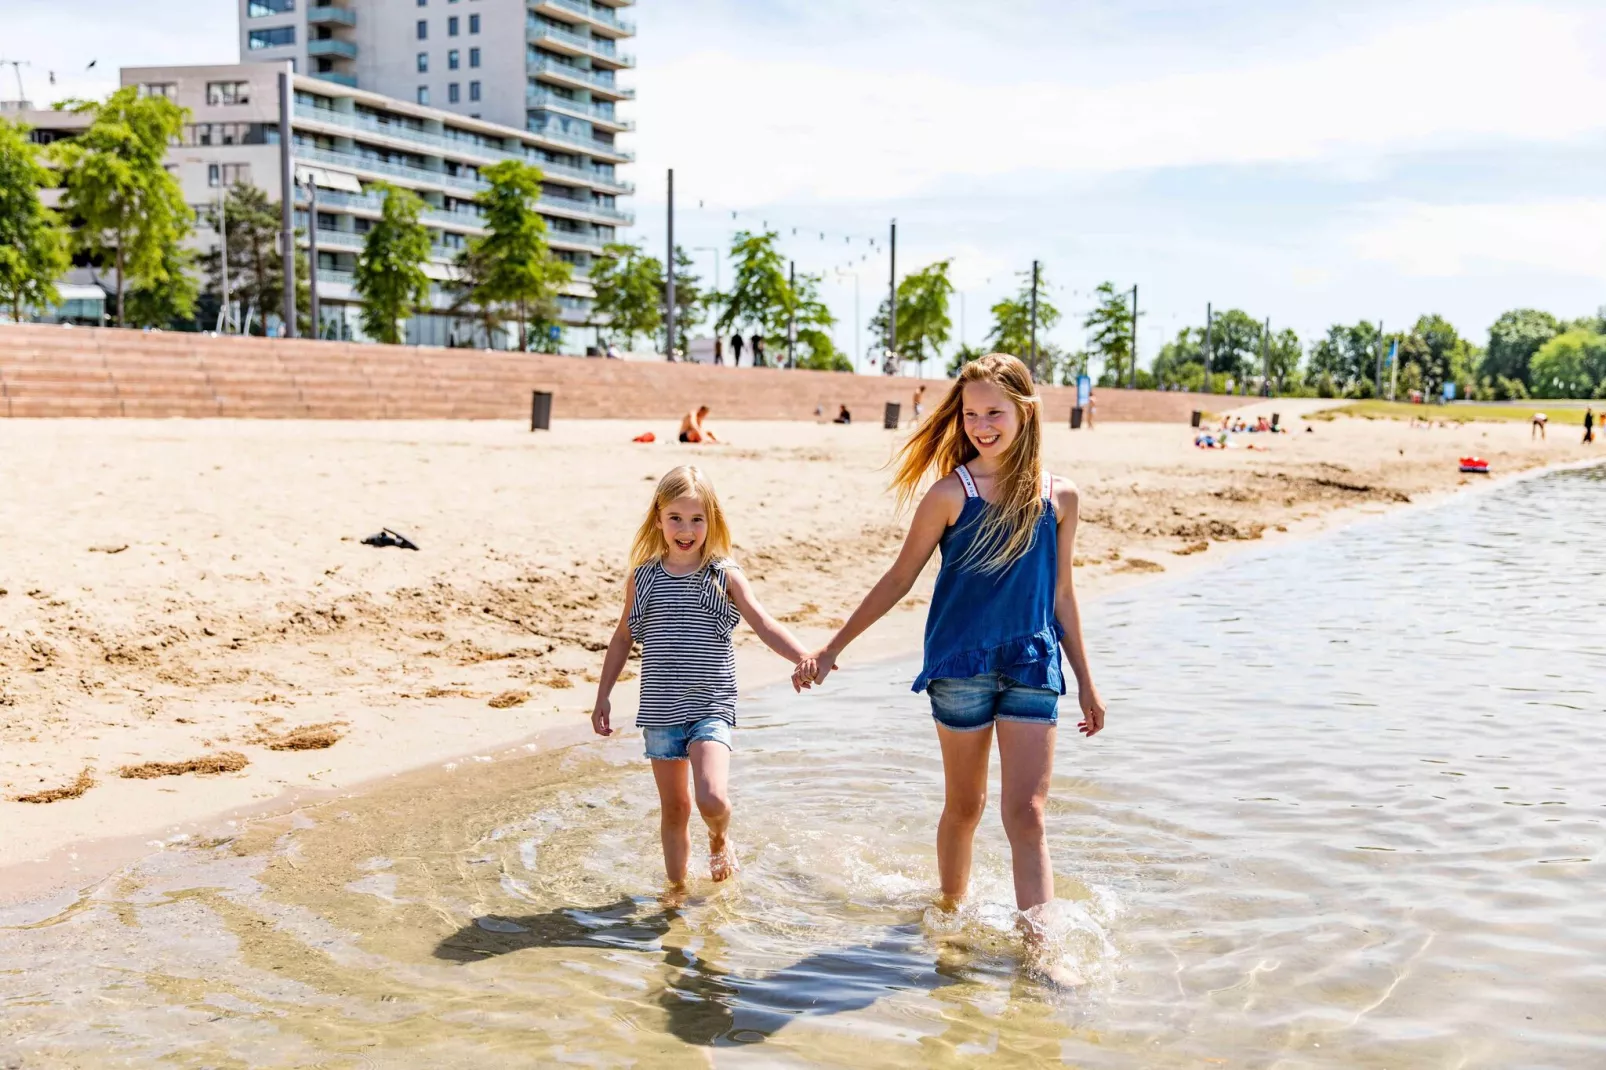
[913,465,1065,694]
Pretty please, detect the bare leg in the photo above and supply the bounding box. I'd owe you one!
[651,759,693,887]
[935,723,993,907]
[995,721,1057,911]
[689,740,734,880]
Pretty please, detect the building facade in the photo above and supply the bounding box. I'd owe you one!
[20,61,633,347]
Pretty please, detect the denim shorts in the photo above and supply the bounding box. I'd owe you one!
[927,673,1060,732]
[642,716,733,760]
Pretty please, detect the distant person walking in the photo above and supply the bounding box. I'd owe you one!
[1532,412,1548,440]
[911,384,927,425]
[729,332,743,367]
[714,336,724,366]
[1086,391,1097,430]
[751,333,766,368]
[1584,407,1595,444]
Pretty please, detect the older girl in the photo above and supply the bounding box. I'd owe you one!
[593,465,810,887]
[798,354,1106,920]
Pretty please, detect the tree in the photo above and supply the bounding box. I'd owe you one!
[1482,309,1560,386]
[1529,329,1606,398]
[52,86,194,327]
[1085,282,1136,386]
[126,242,199,328]
[588,242,662,350]
[198,183,308,335]
[986,269,1061,382]
[788,271,847,371]
[0,118,70,322]
[453,160,568,352]
[659,245,706,356]
[716,230,789,358]
[1308,321,1380,390]
[894,259,955,375]
[946,342,989,378]
[354,183,432,345]
[1266,327,1302,387]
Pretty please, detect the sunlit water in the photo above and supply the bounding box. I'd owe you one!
[3,465,1604,1068]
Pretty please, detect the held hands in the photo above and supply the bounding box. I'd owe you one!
[791,648,838,692]
[591,696,613,736]
[1077,681,1107,738]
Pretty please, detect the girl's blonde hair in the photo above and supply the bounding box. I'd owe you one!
[890,353,1045,574]
[628,465,733,570]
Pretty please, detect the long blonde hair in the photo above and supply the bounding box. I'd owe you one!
[890,353,1045,574]
[628,465,733,570]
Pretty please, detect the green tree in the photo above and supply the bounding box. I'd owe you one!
[1529,329,1606,398]
[1308,321,1381,390]
[589,242,662,350]
[1266,327,1302,388]
[0,118,70,322]
[1482,309,1560,386]
[126,242,199,328]
[51,86,193,327]
[1152,327,1205,388]
[1085,282,1136,386]
[986,269,1061,382]
[716,230,790,357]
[1400,314,1463,398]
[354,184,432,345]
[787,271,847,371]
[660,245,706,356]
[198,184,308,335]
[894,260,955,375]
[946,342,989,378]
[454,160,568,352]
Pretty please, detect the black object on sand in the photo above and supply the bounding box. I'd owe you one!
[362,528,420,551]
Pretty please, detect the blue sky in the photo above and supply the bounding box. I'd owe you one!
[9,0,1606,370]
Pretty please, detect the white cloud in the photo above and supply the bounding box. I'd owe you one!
[1349,199,1606,279]
[633,4,1606,206]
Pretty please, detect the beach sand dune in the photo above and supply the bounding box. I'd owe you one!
[0,414,1588,889]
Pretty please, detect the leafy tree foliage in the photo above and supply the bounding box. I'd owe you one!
[0,118,70,321]
[354,184,432,345]
[986,269,1060,382]
[52,86,194,327]
[453,160,568,352]
[716,230,790,345]
[589,242,662,351]
[1481,309,1560,386]
[1085,282,1136,386]
[894,260,954,374]
[126,242,198,328]
[1529,330,1606,398]
[198,183,307,336]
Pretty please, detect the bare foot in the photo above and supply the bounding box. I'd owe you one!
[659,883,689,909]
[708,836,738,882]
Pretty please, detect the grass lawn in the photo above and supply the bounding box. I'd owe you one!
[1313,400,1595,425]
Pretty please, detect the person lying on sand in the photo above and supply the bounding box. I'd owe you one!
[678,406,721,444]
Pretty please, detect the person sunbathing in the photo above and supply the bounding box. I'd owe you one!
[678,406,721,444]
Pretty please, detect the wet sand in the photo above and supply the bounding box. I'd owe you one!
[1,412,1592,896]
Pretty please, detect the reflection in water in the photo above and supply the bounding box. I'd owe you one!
[2,464,1604,1068]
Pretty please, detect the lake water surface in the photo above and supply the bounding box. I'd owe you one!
[2,465,1603,1068]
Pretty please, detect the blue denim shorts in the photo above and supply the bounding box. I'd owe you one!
[927,673,1060,732]
[642,716,733,760]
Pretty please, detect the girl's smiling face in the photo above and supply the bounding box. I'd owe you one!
[961,380,1020,459]
[658,495,708,562]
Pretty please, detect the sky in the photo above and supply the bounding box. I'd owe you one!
[7,0,1606,372]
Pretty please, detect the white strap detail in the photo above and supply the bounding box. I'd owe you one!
[955,465,979,498]
[1042,472,1053,500]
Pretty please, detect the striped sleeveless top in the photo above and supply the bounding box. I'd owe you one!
[627,557,742,727]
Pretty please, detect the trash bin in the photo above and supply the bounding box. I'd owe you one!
[1070,407,1084,430]
[1190,410,1202,428]
[883,402,901,429]
[1271,412,1280,430]
[530,390,553,431]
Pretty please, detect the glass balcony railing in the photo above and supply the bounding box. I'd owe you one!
[307,39,358,60]
[525,88,634,130]
[527,24,635,67]
[525,120,633,162]
[545,0,635,34]
[313,71,358,88]
[306,6,356,26]
[309,185,633,227]
[293,104,635,189]
[527,56,634,98]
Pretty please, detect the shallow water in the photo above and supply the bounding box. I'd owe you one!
[3,465,1604,1068]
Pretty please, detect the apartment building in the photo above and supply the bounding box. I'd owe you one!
[19,62,633,346]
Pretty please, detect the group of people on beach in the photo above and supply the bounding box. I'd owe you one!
[591,354,1106,981]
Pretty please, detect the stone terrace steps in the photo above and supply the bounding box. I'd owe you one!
[0,323,1234,422]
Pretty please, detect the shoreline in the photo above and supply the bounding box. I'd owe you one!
[2,417,1597,906]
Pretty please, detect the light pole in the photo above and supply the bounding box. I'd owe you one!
[276,67,296,338]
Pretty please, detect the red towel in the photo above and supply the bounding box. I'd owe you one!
[633,432,656,443]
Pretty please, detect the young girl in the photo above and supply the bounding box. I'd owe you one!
[797,354,1106,920]
[592,465,811,888]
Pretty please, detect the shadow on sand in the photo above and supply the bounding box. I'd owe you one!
[433,898,956,1047]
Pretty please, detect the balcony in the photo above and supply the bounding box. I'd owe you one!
[313,71,358,88]
[307,39,358,60]
[306,5,356,26]
[535,0,636,37]
[526,120,633,162]
[295,143,488,194]
[527,23,635,69]
[526,87,633,130]
[527,56,634,100]
[309,184,632,228]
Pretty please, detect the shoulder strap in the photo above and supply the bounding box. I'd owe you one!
[955,465,979,498]
[1041,472,1053,500]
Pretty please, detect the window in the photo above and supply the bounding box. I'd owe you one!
[137,82,177,100]
[448,82,460,103]
[447,49,459,70]
[417,85,430,105]
[206,80,251,106]
[469,81,480,102]
[247,26,296,48]
[416,0,425,5]
[447,15,459,35]
[469,13,479,33]
[416,51,428,72]
[207,163,252,187]
[416,18,428,39]
[469,47,480,68]
[246,0,295,15]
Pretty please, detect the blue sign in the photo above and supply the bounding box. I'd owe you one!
[548,324,562,341]
[1387,339,1398,365]
[1443,381,1456,401]
[1076,374,1091,408]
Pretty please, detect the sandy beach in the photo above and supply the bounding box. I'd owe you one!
[1,410,1593,896]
